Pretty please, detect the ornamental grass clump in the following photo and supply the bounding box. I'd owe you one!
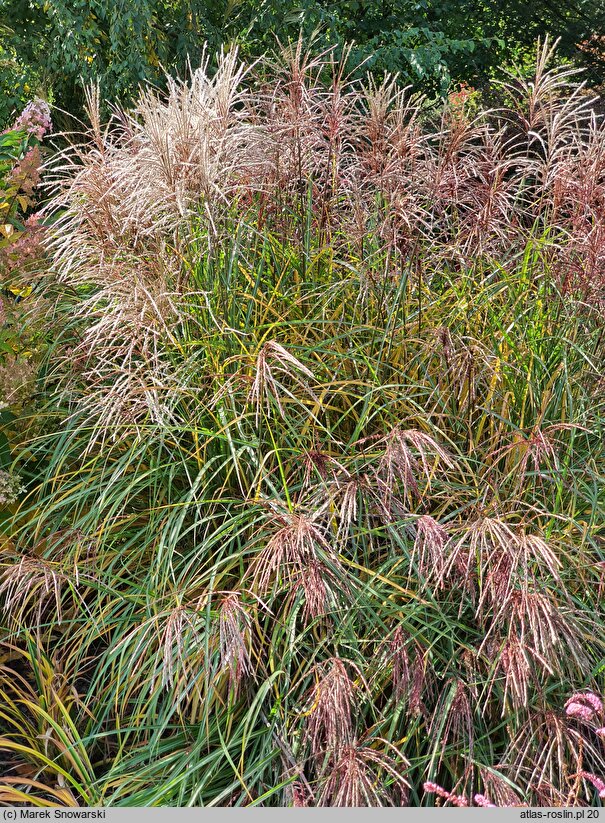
[0,39,603,806]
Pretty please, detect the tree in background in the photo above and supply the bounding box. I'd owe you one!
[0,0,604,126]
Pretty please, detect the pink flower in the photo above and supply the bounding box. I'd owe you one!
[13,99,52,140]
[424,781,468,807]
[474,794,497,808]
[566,702,595,721]
[9,145,42,195]
[579,771,605,799]
[565,692,603,720]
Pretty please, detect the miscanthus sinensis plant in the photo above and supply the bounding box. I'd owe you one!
[0,39,604,806]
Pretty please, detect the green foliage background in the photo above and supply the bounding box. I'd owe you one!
[1,0,605,126]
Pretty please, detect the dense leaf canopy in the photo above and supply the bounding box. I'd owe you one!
[1,0,604,125]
